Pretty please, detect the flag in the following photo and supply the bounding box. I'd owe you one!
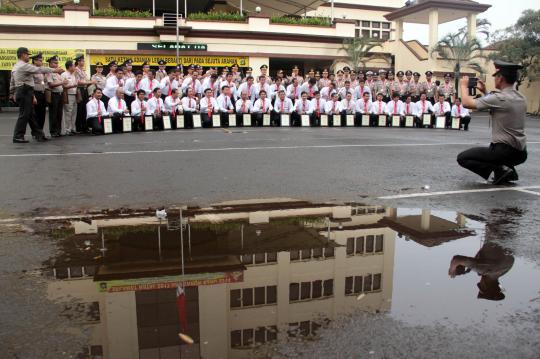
[176,285,188,333]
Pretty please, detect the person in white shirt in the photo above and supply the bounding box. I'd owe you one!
[354,79,372,102]
[337,80,354,101]
[340,92,356,115]
[102,68,124,104]
[141,70,160,100]
[252,90,273,126]
[320,82,337,101]
[286,78,301,102]
[269,77,285,102]
[451,97,472,130]
[181,70,202,98]
[107,87,129,132]
[164,88,183,122]
[159,71,177,100]
[301,77,318,99]
[415,92,434,127]
[432,94,452,128]
[235,91,252,114]
[237,76,256,103]
[273,90,294,127]
[219,73,238,100]
[293,91,313,126]
[385,93,404,126]
[124,70,143,110]
[370,92,387,127]
[400,94,419,127]
[310,91,326,126]
[130,89,148,131]
[356,91,372,126]
[202,73,220,95]
[180,88,199,129]
[324,92,342,127]
[146,88,166,130]
[253,76,270,102]
[86,88,108,135]
[199,88,219,127]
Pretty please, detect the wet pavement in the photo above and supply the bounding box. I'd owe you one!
[1,200,539,358]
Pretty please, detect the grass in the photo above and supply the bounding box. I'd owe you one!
[0,5,62,15]
[271,16,331,26]
[92,7,152,17]
[187,11,245,22]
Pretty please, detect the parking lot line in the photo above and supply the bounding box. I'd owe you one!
[378,186,540,199]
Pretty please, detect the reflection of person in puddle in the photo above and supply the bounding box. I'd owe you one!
[448,242,514,301]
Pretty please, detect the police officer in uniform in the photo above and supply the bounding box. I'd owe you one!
[156,60,167,82]
[10,47,63,143]
[91,62,107,90]
[30,52,47,131]
[74,54,95,133]
[45,55,66,137]
[457,61,527,185]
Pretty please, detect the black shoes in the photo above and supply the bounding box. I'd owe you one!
[493,165,516,185]
[13,138,29,143]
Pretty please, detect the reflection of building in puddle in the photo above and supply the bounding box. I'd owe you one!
[44,201,398,359]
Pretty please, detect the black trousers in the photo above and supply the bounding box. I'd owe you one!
[33,91,47,130]
[110,113,124,133]
[76,88,89,132]
[87,116,105,135]
[49,92,63,135]
[14,85,43,139]
[125,95,135,111]
[460,116,472,130]
[457,143,528,180]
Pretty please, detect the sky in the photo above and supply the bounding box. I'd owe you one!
[402,0,540,44]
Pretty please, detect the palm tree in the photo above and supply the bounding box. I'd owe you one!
[431,32,487,97]
[333,37,382,73]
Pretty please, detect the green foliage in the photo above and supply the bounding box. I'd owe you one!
[490,9,540,89]
[188,11,245,22]
[271,16,331,26]
[335,37,382,73]
[459,18,491,41]
[0,5,62,15]
[93,7,152,18]
[432,32,486,96]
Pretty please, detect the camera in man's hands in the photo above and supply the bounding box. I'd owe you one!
[468,77,478,96]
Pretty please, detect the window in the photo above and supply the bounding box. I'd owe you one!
[382,31,390,40]
[345,274,382,295]
[355,236,364,254]
[288,321,323,337]
[231,326,278,348]
[324,247,335,258]
[355,29,361,38]
[382,22,391,29]
[231,286,278,308]
[362,29,371,38]
[362,21,370,27]
[347,234,384,255]
[352,206,385,215]
[375,235,384,252]
[290,279,334,302]
[290,248,335,261]
[372,21,381,28]
[254,253,266,264]
[346,237,354,255]
[241,252,278,265]
[290,250,300,261]
[366,235,374,252]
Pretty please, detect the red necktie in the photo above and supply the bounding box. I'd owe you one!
[309,85,313,97]
[422,101,426,113]
[157,99,161,115]
[293,86,297,98]
[149,81,153,99]
[394,102,397,114]
[458,105,461,116]
[242,101,246,113]
[364,101,367,113]
[280,100,284,112]
[97,100,101,124]
[440,103,444,115]
[407,103,410,114]
[140,101,145,123]
[316,99,320,116]
[262,99,265,112]
[168,80,172,96]
[378,102,382,114]
[207,98,212,117]
[118,98,122,110]
[135,81,140,91]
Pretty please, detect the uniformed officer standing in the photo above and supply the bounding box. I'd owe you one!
[91,62,107,90]
[438,73,455,103]
[45,55,66,137]
[457,61,527,184]
[156,60,168,82]
[74,54,96,133]
[30,53,47,131]
[10,47,63,143]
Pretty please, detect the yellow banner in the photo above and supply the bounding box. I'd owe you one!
[0,48,85,70]
[89,54,249,67]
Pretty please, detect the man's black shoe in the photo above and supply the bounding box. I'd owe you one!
[13,138,29,143]
[493,165,514,185]
[508,168,519,182]
[35,136,49,142]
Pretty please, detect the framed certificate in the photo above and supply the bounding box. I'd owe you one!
[451,117,460,130]
[346,114,354,127]
[103,118,113,134]
[331,115,340,127]
[435,116,446,129]
[122,116,132,132]
[301,114,310,127]
[263,114,271,126]
[405,115,414,127]
[163,115,171,130]
[144,116,153,131]
[243,113,252,127]
[422,113,431,126]
[320,114,328,127]
[192,114,202,128]
[378,114,387,127]
[281,114,290,127]
[361,114,370,126]
[228,113,236,127]
[176,115,185,129]
[392,115,401,127]
[212,114,221,127]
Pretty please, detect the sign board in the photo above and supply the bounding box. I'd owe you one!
[103,118,113,134]
[332,115,340,127]
[122,117,132,132]
[144,116,153,131]
[97,270,244,293]
[320,114,328,127]
[90,54,249,67]
[0,48,84,70]
[137,43,207,51]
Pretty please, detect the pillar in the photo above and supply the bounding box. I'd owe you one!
[467,13,477,41]
[394,20,403,41]
[428,9,439,52]
[420,209,431,231]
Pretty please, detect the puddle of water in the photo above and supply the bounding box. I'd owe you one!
[3,200,540,359]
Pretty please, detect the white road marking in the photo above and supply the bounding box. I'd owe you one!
[0,141,484,158]
[379,186,540,199]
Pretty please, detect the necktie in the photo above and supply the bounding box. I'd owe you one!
[157,99,161,115]
[294,86,297,99]
[168,80,172,96]
[407,103,410,114]
[192,80,195,91]
[118,98,122,110]
[242,101,246,113]
[332,101,336,113]
[172,100,176,117]
[135,81,140,91]
[440,103,444,115]
[190,98,194,110]
[309,85,313,97]
[394,102,397,114]
[280,100,284,112]
[262,99,265,112]
[149,81,153,99]
[316,99,320,116]
[378,101,382,114]
[458,105,461,116]
[422,101,425,113]
[97,100,101,124]
[303,100,306,112]
[208,98,212,117]
[140,101,145,123]
[364,101,367,113]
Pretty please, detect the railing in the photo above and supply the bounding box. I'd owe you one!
[162,12,183,27]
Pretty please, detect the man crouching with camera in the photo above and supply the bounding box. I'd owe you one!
[457,60,527,185]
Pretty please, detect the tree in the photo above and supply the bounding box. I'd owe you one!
[333,37,382,73]
[431,32,486,97]
[458,18,491,41]
[489,10,540,91]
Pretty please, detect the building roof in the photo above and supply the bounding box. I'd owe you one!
[385,0,491,23]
